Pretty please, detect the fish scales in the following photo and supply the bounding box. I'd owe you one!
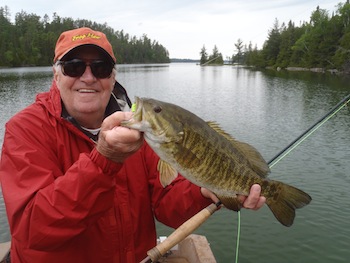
[122,97,312,226]
[180,123,245,193]
[179,121,285,200]
[171,127,220,188]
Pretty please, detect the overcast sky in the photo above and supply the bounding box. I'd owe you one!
[2,0,340,59]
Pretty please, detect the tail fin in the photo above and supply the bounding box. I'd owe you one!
[266,181,312,227]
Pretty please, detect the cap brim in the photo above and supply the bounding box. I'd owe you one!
[60,44,115,63]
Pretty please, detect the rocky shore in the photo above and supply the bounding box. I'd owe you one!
[276,66,340,75]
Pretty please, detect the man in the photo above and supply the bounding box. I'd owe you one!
[0,27,265,263]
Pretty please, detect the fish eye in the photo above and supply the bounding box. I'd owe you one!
[153,105,162,113]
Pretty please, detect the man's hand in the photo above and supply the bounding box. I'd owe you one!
[201,184,266,210]
[237,184,266,210]
[96,112,143,163]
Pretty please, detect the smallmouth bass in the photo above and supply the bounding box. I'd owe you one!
[122,97,311,226]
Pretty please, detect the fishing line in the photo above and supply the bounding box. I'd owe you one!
[235,211,241,263]
[234,93,350,263]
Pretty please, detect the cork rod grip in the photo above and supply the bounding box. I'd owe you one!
[146,203,218,262]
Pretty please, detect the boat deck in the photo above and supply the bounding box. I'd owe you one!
[156,234,216,263]
[0,241,10,261]
[0,234,216,262]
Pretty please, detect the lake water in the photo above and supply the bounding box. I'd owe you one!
[0,64,349,262]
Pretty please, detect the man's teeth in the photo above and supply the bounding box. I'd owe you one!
[79,89,96,93]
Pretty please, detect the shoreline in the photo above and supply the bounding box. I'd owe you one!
[271,66,342,75]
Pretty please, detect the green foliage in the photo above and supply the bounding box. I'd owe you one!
[245,44,266,68]
[0,6,170,67]
[200,45,223,65]
[242,1,350,71]
[232,38,244,64]
[208,45,223,64]
[263,18,282,66]
[199,45,208,65]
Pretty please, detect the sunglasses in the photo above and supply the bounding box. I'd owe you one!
[57,59,115,79]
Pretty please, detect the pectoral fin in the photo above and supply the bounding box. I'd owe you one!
[157,159,178,187]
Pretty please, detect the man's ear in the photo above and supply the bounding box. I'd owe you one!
[53,66,59,82]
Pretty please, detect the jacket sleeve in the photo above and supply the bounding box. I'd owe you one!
[0,109,122,250]
[143,144,213,229]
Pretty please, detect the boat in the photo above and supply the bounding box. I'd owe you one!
[0,241,10,262]
[154,234,216,263]
[0,234,216,263]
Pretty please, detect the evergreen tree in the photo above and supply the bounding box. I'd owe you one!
[262,18,282,67]
[0,6,14,65]
[207,45,223,65]
[333,1,350,71]
[0,6,170,67]
[233,38,244,64]
[199,45,208,65]
[240,1,350,72]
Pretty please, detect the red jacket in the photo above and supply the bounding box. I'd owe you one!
[0,81,211,263]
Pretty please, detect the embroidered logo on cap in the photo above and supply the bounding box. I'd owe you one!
[72,33,101,41]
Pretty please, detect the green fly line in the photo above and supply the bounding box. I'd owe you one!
[234,94,350,263]
[268,97,350,169]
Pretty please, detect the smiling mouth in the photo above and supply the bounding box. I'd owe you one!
[78,89,97,93]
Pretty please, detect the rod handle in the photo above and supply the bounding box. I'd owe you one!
[146,203,218,262]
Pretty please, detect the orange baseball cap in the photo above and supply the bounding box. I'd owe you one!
[54,27,116,63]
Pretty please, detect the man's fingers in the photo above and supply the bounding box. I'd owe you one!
[101,111,142,143]
[107,126,142,143]
[201,188,220,203]
[102,111,133,130]
[96,111,143,163]
[254,196,266,210]
[241,184,265,210]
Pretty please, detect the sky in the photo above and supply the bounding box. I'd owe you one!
[1,0,340,59]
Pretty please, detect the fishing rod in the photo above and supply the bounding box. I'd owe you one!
[139,93,350,263]
[234,93,350,263]
[268,93,350,168]
[140,202,221,263]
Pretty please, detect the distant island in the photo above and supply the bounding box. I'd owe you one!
[170,58,200,63]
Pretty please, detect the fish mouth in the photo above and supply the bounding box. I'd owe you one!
[121,96,144,131]
[132,96,143,122]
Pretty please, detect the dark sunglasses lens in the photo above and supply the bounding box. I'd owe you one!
[62,60,86,77]
[90,61,114,78]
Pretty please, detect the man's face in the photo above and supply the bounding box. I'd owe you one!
[54,46,115,128]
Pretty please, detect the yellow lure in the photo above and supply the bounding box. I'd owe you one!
[131,103,137,112]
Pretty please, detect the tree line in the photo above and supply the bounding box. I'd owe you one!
[235,1,350,73]
[200,1,350,72]
[0,6,170,67]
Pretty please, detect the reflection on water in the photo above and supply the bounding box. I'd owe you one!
[0,68,53,148]
[0,64,349,262]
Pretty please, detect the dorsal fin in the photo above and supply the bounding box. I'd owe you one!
[207,121,270,178]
